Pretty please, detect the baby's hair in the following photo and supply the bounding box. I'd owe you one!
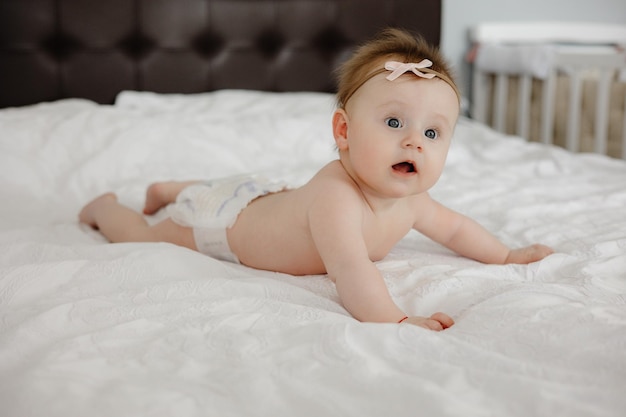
[335,28,458,109]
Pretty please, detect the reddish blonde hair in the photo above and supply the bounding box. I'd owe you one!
[335,28,458,109]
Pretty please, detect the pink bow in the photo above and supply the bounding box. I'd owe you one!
[384,60,436,81]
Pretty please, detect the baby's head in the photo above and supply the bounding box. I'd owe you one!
[331,29,460,198]
[335,28,459,110]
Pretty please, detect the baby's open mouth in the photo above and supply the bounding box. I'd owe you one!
[392,161,416,173]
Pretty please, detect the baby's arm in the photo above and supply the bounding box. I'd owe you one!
[308,191,453,330]
[414,195,553,264]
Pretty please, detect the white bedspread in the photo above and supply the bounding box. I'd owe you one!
[1,90,625,417]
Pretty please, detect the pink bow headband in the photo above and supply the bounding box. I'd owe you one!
[384,60,436,81]
[341,59,460,107]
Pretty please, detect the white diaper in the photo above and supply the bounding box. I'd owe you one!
[167,175,287,263]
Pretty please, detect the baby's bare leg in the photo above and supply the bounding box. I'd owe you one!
[143,180,200,215]
[79,193,120,229]
[79,193,196,250]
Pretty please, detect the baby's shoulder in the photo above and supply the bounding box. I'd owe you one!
[308,162,360,192]
[299,162,364,206]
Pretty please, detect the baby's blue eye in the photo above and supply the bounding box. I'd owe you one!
[425,128,438,139]
[386,118,402,129]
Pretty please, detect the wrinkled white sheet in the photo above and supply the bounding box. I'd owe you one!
[1,90,625,417]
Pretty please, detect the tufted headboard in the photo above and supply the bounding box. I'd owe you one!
[0,0,442,108]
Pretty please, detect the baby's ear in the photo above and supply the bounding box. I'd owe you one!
[332,109,349,150]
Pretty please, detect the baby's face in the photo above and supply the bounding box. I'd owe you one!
[338,71,460,198]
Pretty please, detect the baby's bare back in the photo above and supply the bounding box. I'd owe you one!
[226,187,325,275]
[226,161,418,275]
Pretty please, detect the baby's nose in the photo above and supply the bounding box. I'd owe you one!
[403,132,423,149]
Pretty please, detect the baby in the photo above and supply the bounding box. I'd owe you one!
[80,28,553,330]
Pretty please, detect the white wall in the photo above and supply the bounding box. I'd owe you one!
[441,0,626,96]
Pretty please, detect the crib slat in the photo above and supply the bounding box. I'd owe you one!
[594,69,612,155]
[566,71,582,152]
[493,73,508,132]
[541,69,557,145]
[472,69,489,124]
[622,92,626,160]
[516,75,532,140]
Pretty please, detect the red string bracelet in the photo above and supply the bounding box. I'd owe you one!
[398,316,409,323]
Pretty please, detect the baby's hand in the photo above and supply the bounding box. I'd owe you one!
[403,312,454,331]
[505,244,554,264]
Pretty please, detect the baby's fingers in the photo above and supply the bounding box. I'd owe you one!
[430,312,455,329]
[404,313,455,331]
[507,244,554,264]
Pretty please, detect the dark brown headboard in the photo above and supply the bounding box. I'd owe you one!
[0,0,441,108]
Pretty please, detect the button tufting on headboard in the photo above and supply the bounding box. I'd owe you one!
[0,0,442,107]
[192,30,224,59]
[256,30,286,59]
[119,32,156,60]
[41,31,83,60]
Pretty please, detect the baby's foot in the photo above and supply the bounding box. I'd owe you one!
[79,193,117,228]
[143,183,170,215]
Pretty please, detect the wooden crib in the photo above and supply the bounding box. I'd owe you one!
[469,22,626,159]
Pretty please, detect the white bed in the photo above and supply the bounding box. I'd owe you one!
[1,90,625,417]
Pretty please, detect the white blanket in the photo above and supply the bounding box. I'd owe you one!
[1,90,625,417]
